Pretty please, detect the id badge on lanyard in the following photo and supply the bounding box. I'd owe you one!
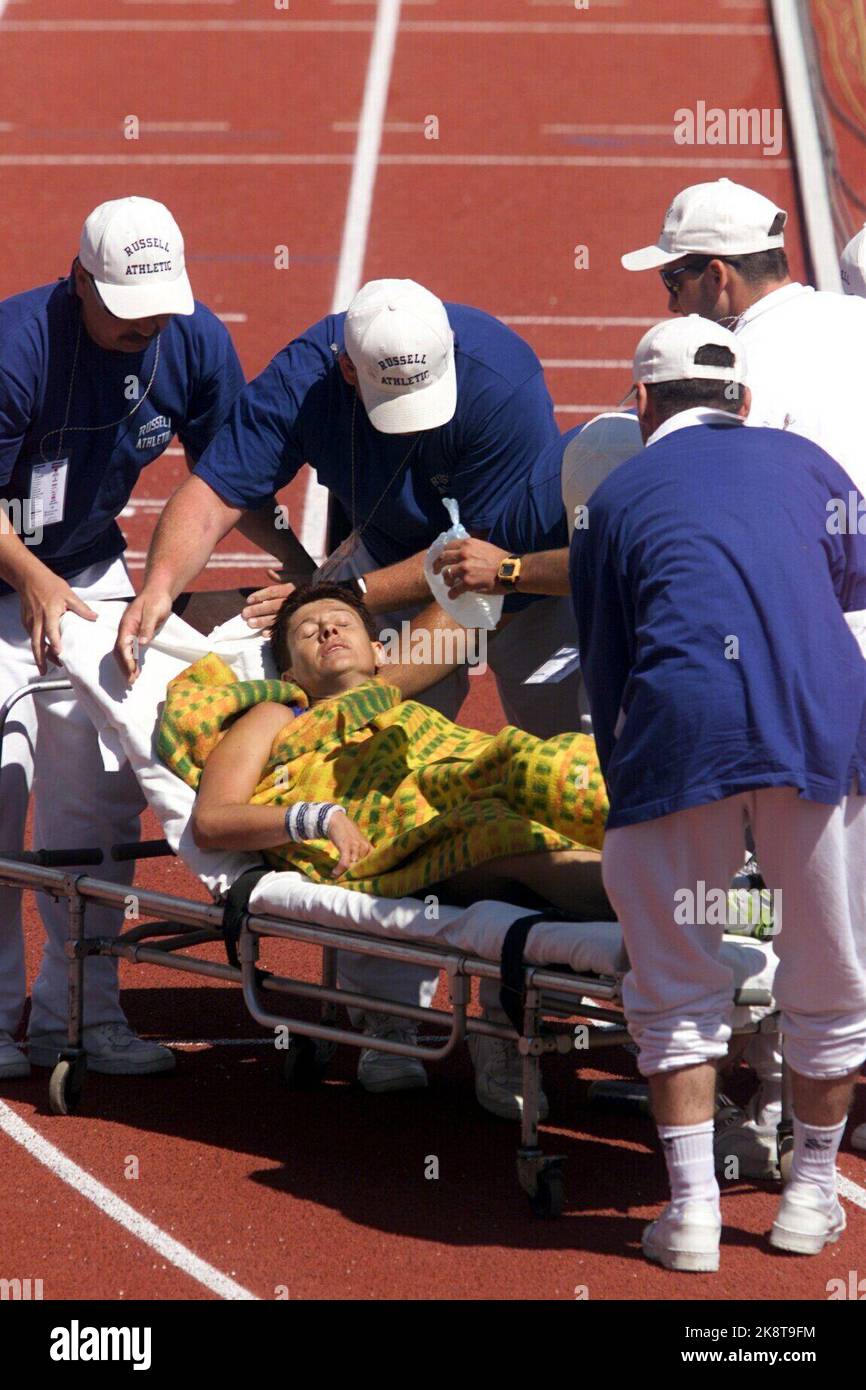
[29,458,69,526]
[313,528,362,583]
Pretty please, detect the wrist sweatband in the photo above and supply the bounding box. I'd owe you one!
[284,802,345,842]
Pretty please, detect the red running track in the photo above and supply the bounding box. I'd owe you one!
[0,0,863,1302]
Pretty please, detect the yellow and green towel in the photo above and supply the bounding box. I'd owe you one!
[157,653,608,898]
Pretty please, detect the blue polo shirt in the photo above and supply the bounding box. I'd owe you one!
[488,425,572,554]
[193,303,559,568]
[0,274,245,596]
[570,416,866,829]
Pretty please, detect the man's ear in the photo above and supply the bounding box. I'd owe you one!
[371,639,385,670]
[72,257,88,302]
[338,352,358,387]
[739,384,752,420]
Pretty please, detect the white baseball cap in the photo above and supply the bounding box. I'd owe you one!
[840,224,866,297]
[621,178,787,271]
[344,279,457,433]
[633,315,747,385]
[562,412,643,535]
[78,196,194,318]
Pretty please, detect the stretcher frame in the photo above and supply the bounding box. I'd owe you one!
[0,678,788,1216]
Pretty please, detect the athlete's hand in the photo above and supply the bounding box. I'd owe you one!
[19,573,97,675]
[241,570,297,631]
[328,810,373,878]
[433,538,509,597]
[115,586,173,684]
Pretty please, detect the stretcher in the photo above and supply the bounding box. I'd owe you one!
[0,600,784,1216]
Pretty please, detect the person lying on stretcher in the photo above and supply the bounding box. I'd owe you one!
[158,582,614,921]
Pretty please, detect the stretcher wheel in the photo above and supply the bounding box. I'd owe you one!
[282,1036,333,1089]
[778,1131,794,1186]
[48,1055,86,1115]
[529,1162,564,1218]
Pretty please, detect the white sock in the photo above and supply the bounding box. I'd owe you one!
[789,1116,845,1205]
[656,1120,719,1210]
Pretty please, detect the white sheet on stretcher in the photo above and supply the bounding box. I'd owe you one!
[58,606,777,1024]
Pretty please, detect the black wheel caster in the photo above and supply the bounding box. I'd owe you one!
[281,1036,334,1090]
[528,1160,565,1218]
[48,1052,87,1115]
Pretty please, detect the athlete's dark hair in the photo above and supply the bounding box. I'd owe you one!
[646,344,744,420]
[270,581,377,674]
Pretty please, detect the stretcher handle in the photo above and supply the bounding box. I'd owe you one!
[0,848,104,867]
[110,839,173,862]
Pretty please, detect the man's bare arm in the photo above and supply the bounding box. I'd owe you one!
[143,474,242,596]
[360,550,430,613]
[435,536,570,597]
[233,503,318,580]
[116,475,243,680]
[378,601,514,698]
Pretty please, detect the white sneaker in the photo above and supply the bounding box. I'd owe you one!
[357,1014,428,1093]
[0,1031,30,1080]
[28,1023,176,1075]
[468,1029,550,1122]
[851,1122,866,1153]
[714,1092,779,1180]
[642,1200,722,1272]
[769,1182,846,1255]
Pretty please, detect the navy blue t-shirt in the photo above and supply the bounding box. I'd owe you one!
[0,275,245,595]
[570,418,866,829]
[193,303,559,568]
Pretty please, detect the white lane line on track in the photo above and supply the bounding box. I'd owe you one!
[838,1172,866,1212]
[217,312,247,323]
[542,122,674,135]
[332,120,423,132]
[555,404,618,414]
[504,315,658,326]
[330,0,401,313]
[0,154,792,170]
[140,121,231,132]
[0,19,771,34]
[300,0,402,563]
[0,1099,259,1300]
[542,359,632,369]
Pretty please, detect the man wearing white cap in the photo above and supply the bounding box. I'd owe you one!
[572,315,866,1271]
[841,223,866,298]
[621,177,866,496]
[622,176,866,1170]
[115,278,570,1106]
[0,197,247,1079]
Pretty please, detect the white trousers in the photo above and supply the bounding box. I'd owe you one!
[602,786,866,1079]
[330,544,587,1020]
[0,557,145,1035]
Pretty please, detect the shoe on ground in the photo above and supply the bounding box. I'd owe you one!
[769,1183,846,1255]
[468,1027,549,1122]
[357,1013,428,1093]
[851,1122,866,1153]
[0,1031,30,1080]
[642,1200,722,1273]
[28,1022,176,1076]
[714,1091,780,1180]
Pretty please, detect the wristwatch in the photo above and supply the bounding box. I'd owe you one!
[497,554,523,589]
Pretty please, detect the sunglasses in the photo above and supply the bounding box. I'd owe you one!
[659,256,741,296]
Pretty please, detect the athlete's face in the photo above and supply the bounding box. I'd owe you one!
[74,260,172,353]
[283,599,383,698]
